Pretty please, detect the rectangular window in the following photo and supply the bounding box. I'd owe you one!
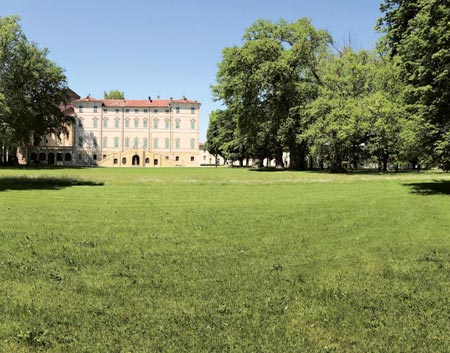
[133,138,138,149]
[175,139,180,149]
[175,120,180,129]
[114,137,119,148]
[191,120,195,129]
[103,119,107,128]
[191,107,195,114]
[125,138,129,148]
[165,109,169,113]
[93,137,98,147]
[143,119,148,128]
[78,137,83,147]
[135,109,139,114]
[165,138,170,149]
[190,156,195,162]
[115,119,119,128]
[125,119,129,128]
[176,107,180,114]
[134,119,139,128]
[103,108,107,112]
[153,119,158,129]
[153,138,158,149]
[165,119,169,129]
[78,119,83,128]
[143,138,148,148]
[125,109,130,113]
[144,109,148,113]
[114,158,118,165]
[79,106,83,113]
[115,109,120,113]
[190,139,195,149]
[154,109,158,114]
[175,156,179,161]
[94,105,97,113]
[93,119,98,128]
[103,137,107,147]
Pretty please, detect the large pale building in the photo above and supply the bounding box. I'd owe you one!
[28,93,202,167]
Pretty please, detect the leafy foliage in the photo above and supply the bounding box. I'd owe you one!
[210,8,450,171]
[303,49,406,171]
[103,89,124,99]
[211,18,331,169]
[0,16,70,163]
[378,0,450,169]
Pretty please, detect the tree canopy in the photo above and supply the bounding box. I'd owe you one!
[378,0,450,169]
[104,90,124,99]
[211,18,331,169]
[0,15,70,163]
[209,7,449,171]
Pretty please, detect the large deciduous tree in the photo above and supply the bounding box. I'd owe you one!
[0,15,70,163]
[378,0,450,170]
[303,49,405,172]
[211,18,331,169]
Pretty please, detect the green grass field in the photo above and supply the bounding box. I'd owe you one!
[0,167,449,353]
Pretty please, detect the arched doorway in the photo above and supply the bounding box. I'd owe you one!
[132,155,140,166]
[47,153,55,165]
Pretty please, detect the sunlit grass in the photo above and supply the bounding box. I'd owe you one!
[0,167,449,352]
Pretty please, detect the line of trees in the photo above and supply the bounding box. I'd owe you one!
[208,0,450,171]
[0,16,70,165]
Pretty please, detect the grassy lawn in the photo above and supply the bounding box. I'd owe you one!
[0,167,449,353]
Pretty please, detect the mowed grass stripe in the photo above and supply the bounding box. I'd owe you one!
[0,168,449,352]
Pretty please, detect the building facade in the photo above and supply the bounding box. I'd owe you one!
[28,94,202,167]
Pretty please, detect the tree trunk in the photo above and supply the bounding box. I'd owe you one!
[288,142,307,170]
[319,159,324,170]
[308,155,314,170]
[275,147,284,169]
[258,157,264,168]
[383,155,389,172]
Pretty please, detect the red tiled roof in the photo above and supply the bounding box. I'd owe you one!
[74,97,200,107]
[76,96,103,103]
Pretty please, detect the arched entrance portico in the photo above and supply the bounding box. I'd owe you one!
[132,154,140,166]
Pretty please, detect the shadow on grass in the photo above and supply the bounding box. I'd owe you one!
[248,167,284,172]
[248,168,446,175]
[0,165,88,170]
[0,176,103,192]
[403,180,450,195]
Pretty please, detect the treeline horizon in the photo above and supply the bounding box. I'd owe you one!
[207,0,450,172]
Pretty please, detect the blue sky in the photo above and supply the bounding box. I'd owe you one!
[1,0,382,141]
